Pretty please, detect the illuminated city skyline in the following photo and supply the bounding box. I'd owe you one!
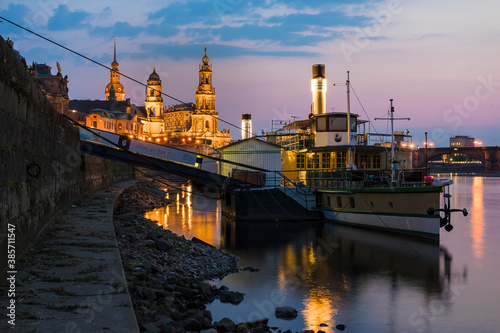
[1,0,499,145]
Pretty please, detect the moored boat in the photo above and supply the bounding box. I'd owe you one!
[219,65,467,240]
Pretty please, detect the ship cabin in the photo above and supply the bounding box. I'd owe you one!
[267,112,418,190]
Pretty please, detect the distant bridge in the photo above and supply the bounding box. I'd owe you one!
[413,146,500,173]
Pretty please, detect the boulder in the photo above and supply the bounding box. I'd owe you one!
[201,329,218,333]
[142,322,160,333]
[215,317,236,332]
[247,318,268,328]
[183,317,202,331]
[236,323,251,333]
[275,306,298,319]
[156,239,172,251]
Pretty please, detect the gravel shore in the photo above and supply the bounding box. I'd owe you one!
[114,181,273,333]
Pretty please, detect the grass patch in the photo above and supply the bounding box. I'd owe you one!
[18,311,41,320]
[79,275,103,283]
[78,264,108,274]
[45,287,78,296]
[47,304,91,312]
[54,260,83,267]
[41,276,65,282]
[65,241,115,248]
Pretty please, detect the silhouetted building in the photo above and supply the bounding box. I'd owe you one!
[450,135,475,147]
[30,62,70,115]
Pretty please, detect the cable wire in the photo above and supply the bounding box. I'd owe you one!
[0,16,259,137]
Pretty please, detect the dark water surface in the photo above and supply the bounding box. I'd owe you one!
[145,176,500,333]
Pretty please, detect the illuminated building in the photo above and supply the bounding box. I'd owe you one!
[85,108,143,136]
[141,45,231,150]
[241,114,252,139]
[450,135,475,147]
[141,68,165,137]
[144,67,163,116]
[104,37,125,101]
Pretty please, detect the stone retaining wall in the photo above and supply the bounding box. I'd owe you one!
[0,36,135,274]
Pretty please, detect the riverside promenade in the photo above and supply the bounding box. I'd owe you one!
[1,181,141,333]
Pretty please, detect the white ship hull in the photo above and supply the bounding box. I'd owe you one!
[321,209,440,240]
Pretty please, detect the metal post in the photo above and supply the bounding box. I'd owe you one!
[425,131,428,176]
[346,71,352,169]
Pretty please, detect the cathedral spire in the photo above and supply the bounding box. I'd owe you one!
[105,36,125,101]
[202,44,209,65]
[196,45,216,114]
[111,36,119,68]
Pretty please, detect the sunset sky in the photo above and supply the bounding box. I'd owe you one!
[1,0,499,145]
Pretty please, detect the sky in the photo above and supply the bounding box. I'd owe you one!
[1,0,499,146]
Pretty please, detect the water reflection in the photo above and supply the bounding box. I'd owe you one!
[217,217,453,332]
[302,285,339,330]
[471,177,484,259]
[144,184,468,332]
[144,185,221,247]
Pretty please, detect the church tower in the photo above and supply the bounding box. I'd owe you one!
[195,45,216,115]
[105,37,125,101]
[144,67,164,117]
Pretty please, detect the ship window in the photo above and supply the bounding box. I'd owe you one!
[350,117,357,131]
[359,154,369,169]
[322,153,331,169]
[307,155,315,169]
[373,155,381,169]
[336,151,346,168]
[350,197,355,208]
[329,116,347,131]
[313,154,320,169]
[337,196,342,208]
[326,196,331,207]
[296,153,306,169]
[317,117,327,131]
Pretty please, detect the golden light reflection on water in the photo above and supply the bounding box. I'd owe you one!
[144,185,220,247]
[471,177,484,259]
[302,285,339,332]
[276,242,340,331]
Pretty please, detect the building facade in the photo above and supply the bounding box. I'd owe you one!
[141,46,231,150]
[450,135,475,147]
[30,62,70,116]
[85,109,142,136]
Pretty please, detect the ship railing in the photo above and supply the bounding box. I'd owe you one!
[303,168,426,191]
[259,171,313,210]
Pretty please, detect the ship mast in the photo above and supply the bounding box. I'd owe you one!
[375,99,410,186]
[346,71,352,168]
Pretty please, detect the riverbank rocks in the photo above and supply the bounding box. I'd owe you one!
[114,182,243,331]
[114,180,322,333]
[275,306,298,319]
[214,317,236,332]
[242,266,260,272]
[215,286,245,305]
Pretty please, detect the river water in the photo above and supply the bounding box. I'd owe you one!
[144,176,500,333]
